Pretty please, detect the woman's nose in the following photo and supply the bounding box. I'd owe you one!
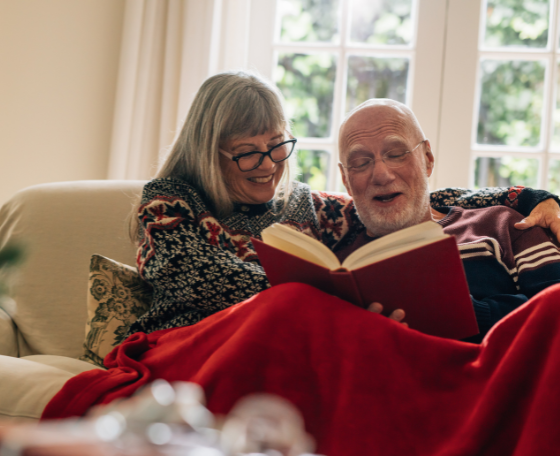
[256,153,276,171]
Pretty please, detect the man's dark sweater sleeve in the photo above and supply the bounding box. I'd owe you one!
[465,294,529,344]
[430,186,560,216]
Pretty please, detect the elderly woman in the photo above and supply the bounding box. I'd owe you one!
[45,71,560,455]
[129,70,560,335]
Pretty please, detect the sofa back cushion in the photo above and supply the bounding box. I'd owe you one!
[0,180,146,358]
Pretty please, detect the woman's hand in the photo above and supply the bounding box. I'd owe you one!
[367,302,408,327]
[515,198,560,242]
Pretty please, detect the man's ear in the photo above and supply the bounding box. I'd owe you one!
[424,140,435,177]
[338,163,352,196]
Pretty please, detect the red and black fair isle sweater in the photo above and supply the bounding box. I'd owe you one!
[129,177,557,335]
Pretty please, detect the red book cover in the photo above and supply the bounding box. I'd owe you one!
[252,236,478,340]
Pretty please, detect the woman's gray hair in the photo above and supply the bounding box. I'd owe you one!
[158,70,295,217]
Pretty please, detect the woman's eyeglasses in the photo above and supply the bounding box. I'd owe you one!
[220,139,297,172]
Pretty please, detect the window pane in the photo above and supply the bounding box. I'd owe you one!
[349,0,413,45]
[483,0,550,48]
[296,149,330,190]
[275,53,337,138]
[474,156,538,188]
[337,170,348,193]
[477,60,545,147]
[278,0,340,43]
[346,56,409,112]
[551,63,560,150]
[548,159,560,194]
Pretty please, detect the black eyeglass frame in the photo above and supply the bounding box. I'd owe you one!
[219,138,298,172]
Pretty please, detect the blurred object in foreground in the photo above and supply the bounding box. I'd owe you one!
[221,394,315,456]
[0,380,319,456]
[0,243,24,297]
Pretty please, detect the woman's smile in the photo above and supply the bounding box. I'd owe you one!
[247,174,274,184]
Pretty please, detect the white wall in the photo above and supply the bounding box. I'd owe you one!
[0,0,125,205]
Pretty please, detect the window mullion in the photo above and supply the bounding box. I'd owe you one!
[469,0,488,187]
[472,150,547,160]
[327,0,350,191]
[541,54,554,190]
[273,44,414,55]
[480,50,555,60]
[544,0,560,189]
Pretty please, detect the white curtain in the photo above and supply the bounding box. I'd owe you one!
[107,0,219,179]
[106,0,267,180]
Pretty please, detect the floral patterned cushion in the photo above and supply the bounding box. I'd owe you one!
[79,255,153,368]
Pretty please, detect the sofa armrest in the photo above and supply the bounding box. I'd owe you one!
[0,307,18,357]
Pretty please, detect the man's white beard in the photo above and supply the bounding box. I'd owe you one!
[353,175,431,238]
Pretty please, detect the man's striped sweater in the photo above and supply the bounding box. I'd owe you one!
[438,205,560,342]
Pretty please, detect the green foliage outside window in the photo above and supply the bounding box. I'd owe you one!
[346,57,408,112]
[296,150,329,190]
[276,53,337,139]
[474,157,538,188]
[485,0,549,48]
[279,0,340,42]
[349,0,413,45]
[477,60,545,148]
[548,160,560,194]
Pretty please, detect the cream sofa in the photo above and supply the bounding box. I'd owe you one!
[0,180,146,422]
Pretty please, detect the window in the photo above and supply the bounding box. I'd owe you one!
[437,0,560,192]
[247,0,556,192]
[269,0,447,191]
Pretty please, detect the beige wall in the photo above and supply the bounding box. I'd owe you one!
[0,0,125,205]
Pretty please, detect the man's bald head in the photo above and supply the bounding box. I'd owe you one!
[337,99,434,237]
[339,99,426,161]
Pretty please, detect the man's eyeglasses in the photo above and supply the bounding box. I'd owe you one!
[219,139,297,172]
[340,140,427,173]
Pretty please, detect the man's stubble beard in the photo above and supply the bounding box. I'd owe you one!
[353,173,432,238]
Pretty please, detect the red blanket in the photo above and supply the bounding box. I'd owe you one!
[43,283,560,455]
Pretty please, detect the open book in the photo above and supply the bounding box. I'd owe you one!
[252,221,478,340]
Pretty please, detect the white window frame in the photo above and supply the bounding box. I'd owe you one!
[436,0,560,191]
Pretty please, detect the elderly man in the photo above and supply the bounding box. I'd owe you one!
[336,99,560,342]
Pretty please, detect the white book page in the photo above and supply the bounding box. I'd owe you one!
[342,221,444,270]
[344,235,448,270]
[261,224,341,269]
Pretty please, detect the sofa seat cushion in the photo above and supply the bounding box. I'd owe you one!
[0,355,102,423]
[22,355,105,375]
